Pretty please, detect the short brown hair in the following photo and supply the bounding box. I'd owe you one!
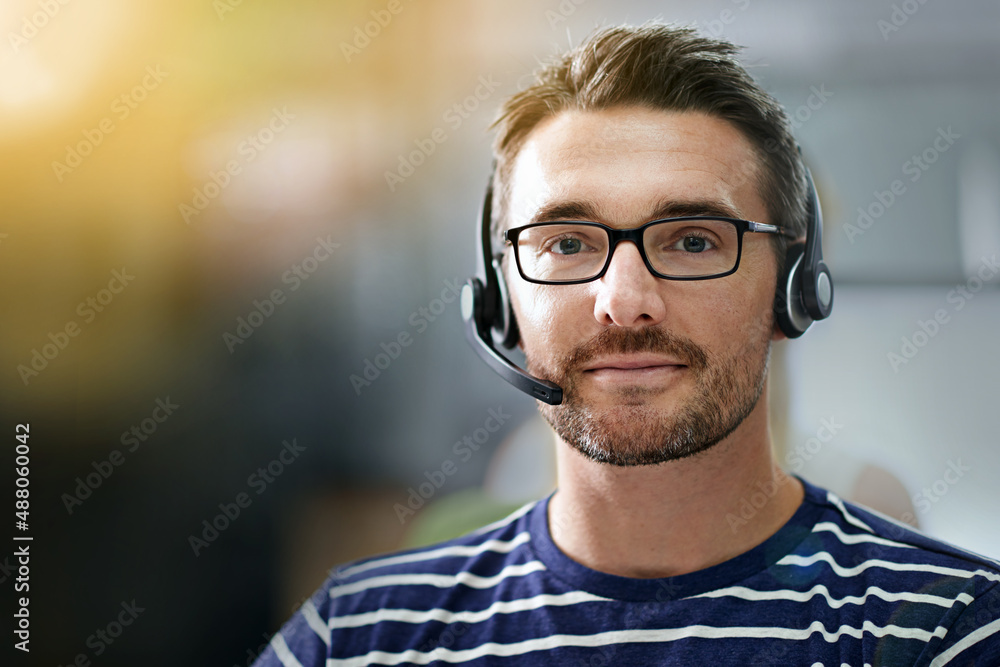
[490,23,807,259]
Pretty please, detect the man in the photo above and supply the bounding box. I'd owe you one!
[255,24,1000,665]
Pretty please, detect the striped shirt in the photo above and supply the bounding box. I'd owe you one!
[253,478,1000,666]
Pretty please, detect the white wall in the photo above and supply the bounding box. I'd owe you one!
[785,283,1000,559]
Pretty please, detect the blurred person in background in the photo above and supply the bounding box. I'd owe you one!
[253,23,1000,666]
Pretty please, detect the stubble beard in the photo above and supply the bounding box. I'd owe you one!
[526,323,772,467]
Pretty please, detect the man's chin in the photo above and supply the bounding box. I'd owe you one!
[572,385,682,409]
[538,401,721,467]
[570,400,682,422]
[563,368,695,407]
[524,325,769,467]
[563,432,722,468]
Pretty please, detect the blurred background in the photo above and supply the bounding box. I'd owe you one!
[1,0,998,664]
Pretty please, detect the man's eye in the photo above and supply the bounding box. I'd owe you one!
[674,235,714,253]
[553,237,584,254]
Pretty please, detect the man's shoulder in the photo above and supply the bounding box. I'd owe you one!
[321,497,542,603]
[798,477,1000,582]
[251,499,546,667]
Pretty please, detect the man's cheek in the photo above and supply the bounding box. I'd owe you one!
[515,289,565,339]
[522,335,559,370]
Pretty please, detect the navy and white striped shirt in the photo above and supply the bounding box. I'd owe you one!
[254,478,1000,666]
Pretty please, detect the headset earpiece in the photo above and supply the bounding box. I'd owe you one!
[462,169,563,404]
[773,164,834,338]
[775,242,811,338]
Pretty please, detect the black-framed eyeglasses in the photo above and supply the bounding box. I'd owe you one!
[503,217,795,285]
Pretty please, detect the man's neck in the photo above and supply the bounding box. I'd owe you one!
[546,403,804,579]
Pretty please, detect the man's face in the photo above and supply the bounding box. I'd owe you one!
[504,106,780,466]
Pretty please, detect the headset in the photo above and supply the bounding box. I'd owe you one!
[461,158,834,406]
[775,164,834,339]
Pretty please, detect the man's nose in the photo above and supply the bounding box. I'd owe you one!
[592,241,668,328]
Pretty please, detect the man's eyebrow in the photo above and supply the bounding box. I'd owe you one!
[648,199,744,221]
[529,201,602,224]
[528,198,746,225]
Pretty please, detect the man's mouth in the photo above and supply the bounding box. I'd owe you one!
[549,326,708,392]
[580,354,688,384]
[582,354,688,371]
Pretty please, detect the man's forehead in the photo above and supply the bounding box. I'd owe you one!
[505,107,766,227]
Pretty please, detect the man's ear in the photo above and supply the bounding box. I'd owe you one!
[772,318,787,342]
[771,241,796,343]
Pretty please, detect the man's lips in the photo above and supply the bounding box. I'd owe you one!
[576,356,690,388]
[581,354,688,372]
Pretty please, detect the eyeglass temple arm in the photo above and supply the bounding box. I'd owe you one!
[747,221,797,240]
